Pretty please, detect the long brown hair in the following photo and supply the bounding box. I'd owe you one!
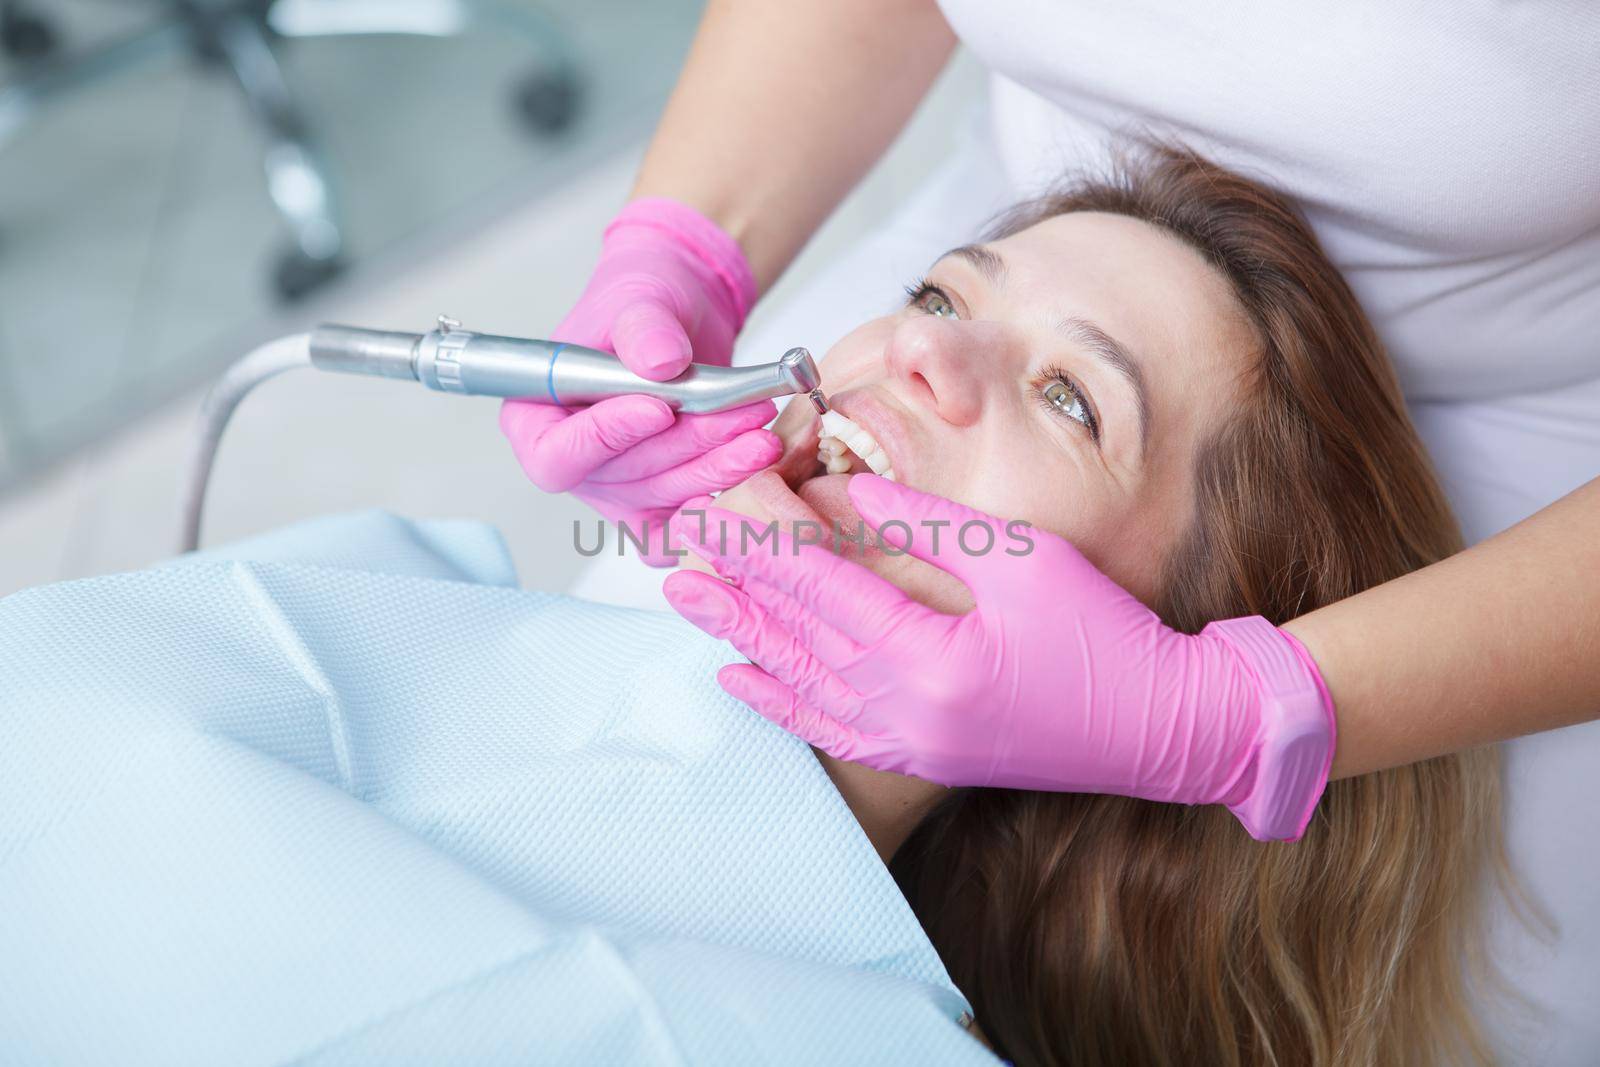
[891,145,1511,1066]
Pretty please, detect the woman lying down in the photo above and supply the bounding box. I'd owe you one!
[0,147,1514,1066]
[668,144,1518,1065]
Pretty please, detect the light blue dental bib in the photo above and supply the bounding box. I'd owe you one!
[0,511,992,1066]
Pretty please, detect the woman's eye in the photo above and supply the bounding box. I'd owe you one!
[903,280,959,319]
[1036,370,1101,442]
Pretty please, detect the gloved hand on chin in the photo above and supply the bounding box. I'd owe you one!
[662,474,1337,841]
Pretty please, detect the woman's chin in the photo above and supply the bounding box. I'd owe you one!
[710,468,973,614]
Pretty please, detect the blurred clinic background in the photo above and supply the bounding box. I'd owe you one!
[0,0,982,597]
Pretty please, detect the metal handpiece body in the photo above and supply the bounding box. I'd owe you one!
[308,320,825,415]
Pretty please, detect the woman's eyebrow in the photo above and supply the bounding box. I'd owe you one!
[1058,316,1151,456]
[937,244,1007,287]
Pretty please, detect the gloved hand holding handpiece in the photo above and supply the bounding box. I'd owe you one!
[500,197,782,566]
[663,474,1337,842]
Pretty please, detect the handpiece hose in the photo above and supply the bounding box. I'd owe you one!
[310,318,827,415]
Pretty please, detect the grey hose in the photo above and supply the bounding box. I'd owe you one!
[178,333,312,554]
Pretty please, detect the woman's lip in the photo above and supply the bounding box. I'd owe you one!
[827,389,914,487]
[743,468,831,534]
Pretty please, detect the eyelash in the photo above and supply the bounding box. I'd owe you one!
[902,277,955,315]
[1032,364,1100,441]
[901,279,1102,442]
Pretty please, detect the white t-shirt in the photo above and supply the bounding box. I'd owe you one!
[579,5,1600,1060]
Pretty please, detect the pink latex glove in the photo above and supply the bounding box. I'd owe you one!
[661,475,1338,841]
[500,197,780,566]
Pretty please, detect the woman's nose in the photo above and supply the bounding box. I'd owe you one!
[884,317,999,427]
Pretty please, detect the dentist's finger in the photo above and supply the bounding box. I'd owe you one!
[588,430,782,510]
[498,395,571,436]
[716,663,863,762]
[845,474,1046,596]
[683,506,932,647]
[609,298,694,380]
[501,394,675,493]
[546,305,607,353]
[662,570,865,719]
[672,537,870,677]
[588,399,778,483]
[733,570,874,674]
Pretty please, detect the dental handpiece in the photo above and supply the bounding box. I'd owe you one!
[308,317,829,415]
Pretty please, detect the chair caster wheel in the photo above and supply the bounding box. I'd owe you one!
[0,7,58,61]
[513,68,582,136]
[273,250,342,303]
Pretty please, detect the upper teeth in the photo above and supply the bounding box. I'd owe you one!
[817,410,896,481]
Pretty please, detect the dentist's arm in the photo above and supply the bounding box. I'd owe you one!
[1286,475,1600,779]
[633,0,959,292]
[501,1,957,563]
[663,475,1600,841]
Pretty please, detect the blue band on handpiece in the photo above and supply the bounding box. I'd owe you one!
[546,344,567,406]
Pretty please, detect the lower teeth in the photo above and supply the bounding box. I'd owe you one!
[818,435,859,475]
[813,433,897,481]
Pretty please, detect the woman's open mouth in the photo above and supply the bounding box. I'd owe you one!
[783,390,908,490]
[738,392,906,547]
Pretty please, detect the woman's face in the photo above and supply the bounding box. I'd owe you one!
[701,211,1259,611]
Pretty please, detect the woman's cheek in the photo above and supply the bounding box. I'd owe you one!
[1060,505,1166,606]
[984,475,1131,577]
[818,320,897,384]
